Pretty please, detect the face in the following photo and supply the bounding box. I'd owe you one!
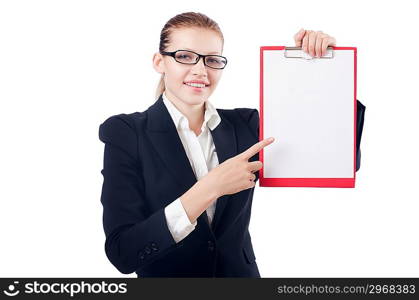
[153,27,224,107]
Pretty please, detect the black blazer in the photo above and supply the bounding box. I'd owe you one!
[98,95,366,277]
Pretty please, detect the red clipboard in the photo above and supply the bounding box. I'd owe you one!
[259,46,357,188]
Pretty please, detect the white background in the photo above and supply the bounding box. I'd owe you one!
[1,0,418,277]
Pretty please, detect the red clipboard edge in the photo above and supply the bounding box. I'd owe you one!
[259,46,357,188]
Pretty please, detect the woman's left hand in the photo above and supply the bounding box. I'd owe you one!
[294,29,336,57]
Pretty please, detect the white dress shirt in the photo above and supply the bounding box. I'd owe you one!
[162,92,222,243]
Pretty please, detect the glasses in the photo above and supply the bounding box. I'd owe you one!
[160,49,227,69]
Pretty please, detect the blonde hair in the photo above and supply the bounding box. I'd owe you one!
[155,12,224,100]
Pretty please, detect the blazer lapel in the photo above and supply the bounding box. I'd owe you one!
[146,95,197,196]
[209,110,237,233]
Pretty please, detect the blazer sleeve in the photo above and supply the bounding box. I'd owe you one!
[356,99,366,172]
[99,115,177,274]
[246,99,366,172]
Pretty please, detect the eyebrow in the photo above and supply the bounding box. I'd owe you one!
[183,48,221,55]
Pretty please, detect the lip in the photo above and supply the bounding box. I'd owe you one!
[184,82,207,92]
[183,81,210,93]
[184,80,210,86]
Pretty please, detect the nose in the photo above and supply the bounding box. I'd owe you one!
[191,56,208,76]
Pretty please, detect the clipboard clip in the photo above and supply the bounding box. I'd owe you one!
[284,47,334,60]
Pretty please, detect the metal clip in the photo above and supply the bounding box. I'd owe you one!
[284,47,334,59]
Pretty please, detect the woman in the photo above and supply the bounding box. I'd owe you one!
[99,12,365,277]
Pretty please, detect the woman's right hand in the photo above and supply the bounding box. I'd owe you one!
[202,137,275,197]
[179,137,275,223]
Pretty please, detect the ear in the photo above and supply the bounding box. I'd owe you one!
[153,52,165,74]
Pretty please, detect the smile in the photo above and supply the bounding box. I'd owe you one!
[184,82,207,88]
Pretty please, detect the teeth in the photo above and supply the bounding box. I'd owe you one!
[185,82,206,88]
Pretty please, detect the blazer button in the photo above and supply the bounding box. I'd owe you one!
[144,246,151,254]
[207,240,215,251]
[151,243,159,252]
[139,251,145,260]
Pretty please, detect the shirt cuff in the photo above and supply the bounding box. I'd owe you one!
[164,198,197,243]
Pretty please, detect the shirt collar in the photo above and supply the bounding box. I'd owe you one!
[162,92,221,132]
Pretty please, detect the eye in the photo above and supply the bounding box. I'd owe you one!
[207,58,220,63]
[206,56,226,68]
[175,52,196,62]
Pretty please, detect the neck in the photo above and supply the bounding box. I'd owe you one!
[164,90,205,132]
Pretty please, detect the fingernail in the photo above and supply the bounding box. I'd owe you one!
[268,137,274,142]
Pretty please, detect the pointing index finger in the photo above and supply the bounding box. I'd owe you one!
[241,137,275,160]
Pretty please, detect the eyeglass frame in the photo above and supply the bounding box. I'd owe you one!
[160,49,228,69]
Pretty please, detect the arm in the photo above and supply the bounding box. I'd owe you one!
[99,115,178,274]
[164,198,197,243]
[356,99,366,172]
